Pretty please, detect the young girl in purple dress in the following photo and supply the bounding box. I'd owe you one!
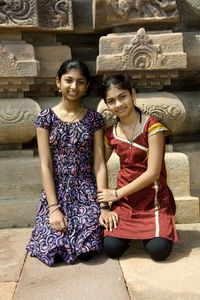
[26,59,115,266]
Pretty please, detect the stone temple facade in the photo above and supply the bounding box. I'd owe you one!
[0,0,199,228]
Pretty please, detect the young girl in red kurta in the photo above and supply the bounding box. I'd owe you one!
[98,75,178,261]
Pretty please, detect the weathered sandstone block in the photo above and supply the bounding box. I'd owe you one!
[0,98,41,145]
[35,44,71,77]
[183,32,200,70]
[97,28,187,90]
[97,92,186,135]
[0,0,73,31]
[93,0,179,30]
[171,92,200,142]
[0,41,39,77]
[38,0,73,30]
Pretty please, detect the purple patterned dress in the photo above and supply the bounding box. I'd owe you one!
[26,108,104,266]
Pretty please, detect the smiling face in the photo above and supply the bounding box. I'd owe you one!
[56,68,89,102]
[105,84,135,119]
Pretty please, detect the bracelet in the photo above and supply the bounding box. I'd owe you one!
[49,205,60,215]
[114,188,119,198]
[49,203,59,208]
[100,205,110,210]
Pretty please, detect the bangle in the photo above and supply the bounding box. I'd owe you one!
[49,203,59,208]
[100,205,110,210]
[49,205,60,215]
[114,189,119,198]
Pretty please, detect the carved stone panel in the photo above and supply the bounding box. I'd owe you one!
[0,41,39,77]
[97,28,187,90]
[38,0,73,30]
[0,0,39,27]
[97,92,186,135]
[0,98,41,145]
[93,0,180,30]
[0,0,73,31]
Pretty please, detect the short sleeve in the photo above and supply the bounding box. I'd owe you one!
[104,134,112,149]
[35,108,52,130]
[93,111,105,132]
[147,117,168,137]
[104,126,113,149]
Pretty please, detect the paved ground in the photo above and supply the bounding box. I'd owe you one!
[1,223,200,300]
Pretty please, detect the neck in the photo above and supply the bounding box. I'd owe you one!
[119,109,138,126]
[60,98,82,113]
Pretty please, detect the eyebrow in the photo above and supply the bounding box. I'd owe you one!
[107,91,126,100]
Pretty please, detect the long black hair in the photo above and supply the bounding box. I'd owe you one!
[101,74,142,122]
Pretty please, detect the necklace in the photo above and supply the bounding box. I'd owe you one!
[66,106,83,125]
[120,114,138,150]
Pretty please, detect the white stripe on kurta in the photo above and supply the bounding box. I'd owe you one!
[154,181,160,237]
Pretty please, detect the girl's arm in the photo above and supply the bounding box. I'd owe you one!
[94,129,118,231]
[98,131,164,202]
[37,127,68,232]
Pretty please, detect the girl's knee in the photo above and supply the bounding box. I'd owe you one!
[103,236,131,259]
[143,237,173,261]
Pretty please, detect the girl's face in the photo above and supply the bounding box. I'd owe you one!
[56,68,89,102]
[105,84,135,118]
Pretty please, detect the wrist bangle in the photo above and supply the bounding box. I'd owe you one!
[114,189,119,198]
[100,205,110,210]
[49,205,60,215]
[49,203,59,208]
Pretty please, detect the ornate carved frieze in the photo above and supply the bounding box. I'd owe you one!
[0,98,41,145]
[0,0,38,27]
[38,0,73,30]
[97,28,187,90]
[0,0,73,30]
[97,92,186,135]
[93,0,179,30]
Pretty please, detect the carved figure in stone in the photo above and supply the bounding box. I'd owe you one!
[106,0,178,19]
[98,74,178,261]
[0,0,35,25]
[26,59,112,266]
[39,0,71,28]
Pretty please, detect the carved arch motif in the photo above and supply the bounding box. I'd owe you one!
[122,28,164,69]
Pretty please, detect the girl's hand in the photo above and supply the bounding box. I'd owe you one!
[99,209,119,232]
[49,208,68,233]
[97,189,119,203]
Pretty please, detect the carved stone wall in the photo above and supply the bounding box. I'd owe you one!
[0,0,199,227]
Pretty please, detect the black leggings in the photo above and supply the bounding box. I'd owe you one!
[104,236,173,261]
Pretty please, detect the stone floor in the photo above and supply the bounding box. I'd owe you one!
[0,224,200,300]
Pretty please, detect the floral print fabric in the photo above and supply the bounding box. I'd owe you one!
[26,108,104,266]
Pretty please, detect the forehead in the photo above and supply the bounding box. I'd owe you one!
[106,85,128,99]
[62,68,86,80]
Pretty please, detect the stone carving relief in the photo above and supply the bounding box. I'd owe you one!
[0,45,20,76]
[93,0,179,29]
[0,0,38,26]
[0,98,41,144]
[97,28,187,90]
[38,0,73,30]
[122,27,162,70]
[107,0,178,19]
[0,0,73,30]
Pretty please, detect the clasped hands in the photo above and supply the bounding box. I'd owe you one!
[98,189,119,232]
